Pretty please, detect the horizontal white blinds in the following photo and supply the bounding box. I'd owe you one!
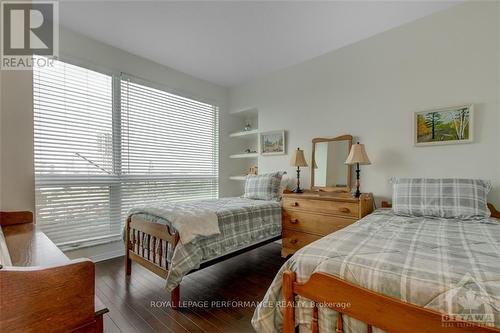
[34,59,120,249]
[33,59,219,250]
[34,61,114,176]
[119,76,219,215]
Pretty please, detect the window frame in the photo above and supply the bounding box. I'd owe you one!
[33,56,221,250]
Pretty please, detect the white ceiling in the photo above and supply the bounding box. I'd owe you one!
[60,1,458,87]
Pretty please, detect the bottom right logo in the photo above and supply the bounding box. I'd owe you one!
[442,273,498,328]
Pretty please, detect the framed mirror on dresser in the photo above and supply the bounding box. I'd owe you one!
[311,135,352,192]
[281,134,373,257]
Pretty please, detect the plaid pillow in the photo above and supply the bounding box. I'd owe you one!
[243,172,284,201]
[391,178,491,219]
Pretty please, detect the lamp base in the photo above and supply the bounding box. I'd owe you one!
[293,166,303,194]
[354,162,361,198]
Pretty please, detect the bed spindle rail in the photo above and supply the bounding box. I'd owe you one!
[335,312,342,333]
[125,216,180,307]
[282,270,500,333]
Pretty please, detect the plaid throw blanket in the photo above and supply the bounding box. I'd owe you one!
[129,197,281,291]
[252,209,500,332]
[129,202,220,245]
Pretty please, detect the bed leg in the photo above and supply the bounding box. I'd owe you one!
[283,271,296,333]
[125,255,132,276]
[125,217,132,276]
[171,285,180,309]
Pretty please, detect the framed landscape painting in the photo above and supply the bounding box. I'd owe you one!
[414,104,473,146]
[261,130,286,155]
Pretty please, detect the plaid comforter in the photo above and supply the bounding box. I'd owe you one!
[252,209,500,332]
[129,197,281,291]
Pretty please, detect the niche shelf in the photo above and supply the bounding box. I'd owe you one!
[228,108,259,182]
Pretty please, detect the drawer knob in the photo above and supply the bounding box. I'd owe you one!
[339,207,350,213]
[292,202,299,207]
[290,238,298,245]
[290,218,299,224]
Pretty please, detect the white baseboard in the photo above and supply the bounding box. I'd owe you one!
[65,240,124,262]
[90,248,125,262]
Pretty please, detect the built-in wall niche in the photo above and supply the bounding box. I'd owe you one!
[228,108,259,181]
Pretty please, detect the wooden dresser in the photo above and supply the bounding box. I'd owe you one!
[281,191,374,257]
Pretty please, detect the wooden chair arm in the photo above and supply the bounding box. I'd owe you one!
[0,259,96,332]
[0,211,33,226]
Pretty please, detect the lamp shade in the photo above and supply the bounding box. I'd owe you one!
[345,143,371,165]
[291,148,308,167]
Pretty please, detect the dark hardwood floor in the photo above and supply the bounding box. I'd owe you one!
[95,242,286,333]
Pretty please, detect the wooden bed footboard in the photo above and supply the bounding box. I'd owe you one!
[125,215,281,310]
[125,216,180,307]
[283,271,500,333]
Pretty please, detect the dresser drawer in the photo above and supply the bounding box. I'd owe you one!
[283,210,355,236]
[283,197,359,218]
[282,229,322,252]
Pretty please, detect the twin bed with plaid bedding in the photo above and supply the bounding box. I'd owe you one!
[252,208,500,332]
[128,197,281,291]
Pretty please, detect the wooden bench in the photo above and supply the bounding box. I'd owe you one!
[0,211,108,332]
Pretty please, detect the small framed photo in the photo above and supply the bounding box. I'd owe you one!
[260,130,286,155]
[414,104,473,146]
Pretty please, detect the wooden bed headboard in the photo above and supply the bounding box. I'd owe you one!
[380,201,500,219]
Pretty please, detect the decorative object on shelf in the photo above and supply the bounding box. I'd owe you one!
[414,104,473,146]
[244,148,257,154]
[261,130,286,155]
[244,122,252,131]
[248,166,258,175]
[290,148,308,193]
[345,142,371,198]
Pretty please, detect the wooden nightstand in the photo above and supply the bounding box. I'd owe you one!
[281,191,374,257]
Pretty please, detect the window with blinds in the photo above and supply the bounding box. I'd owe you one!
[120,76,219,216]
[33,59,219,250]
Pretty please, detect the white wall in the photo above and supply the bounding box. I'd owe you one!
[230,1,500,206]
[497,1,500,206]
[0,70,35,212]
[0,61,3,209]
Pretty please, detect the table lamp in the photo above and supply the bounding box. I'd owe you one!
[345,142,371,198]
[291,147,308,193]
